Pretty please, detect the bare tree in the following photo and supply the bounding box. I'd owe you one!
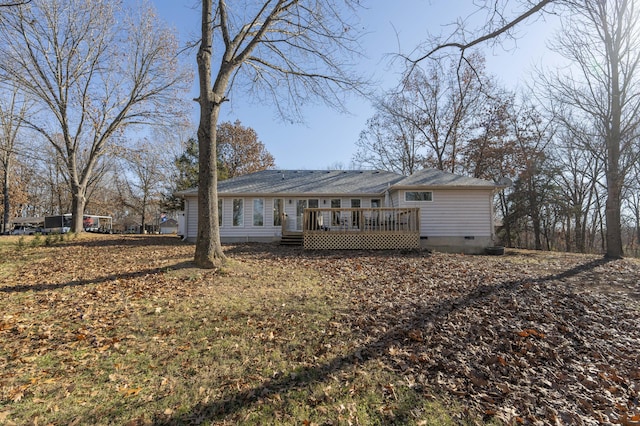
[40,142,71,215]
[116,139,165,234]
[353,95,425,175]
[0,86,30,233]
[550,127,603,253]
[195,0,366,267]
[460,90,516,180]
[412,0,640,258]
[0,0,191,233]
[354,53,489,175]
[541,0,640,258]
[510,101,556,250]
[624,160,640,256]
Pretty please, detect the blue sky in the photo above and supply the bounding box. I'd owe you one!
[152,1,559,170]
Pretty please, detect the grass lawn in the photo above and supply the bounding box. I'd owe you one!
[1,234,639,425]
[0,234,461,425]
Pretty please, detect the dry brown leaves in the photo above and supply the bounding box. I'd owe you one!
[296,249,640,425]
[200,244,640,424]
[0,236,207,412]
[2,237,639,425]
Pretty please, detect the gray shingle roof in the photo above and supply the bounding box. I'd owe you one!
[393,168,497,188]
[217,170,403,195]
[175,168,499,197]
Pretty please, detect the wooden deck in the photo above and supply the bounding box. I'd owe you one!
[282,208,420,250]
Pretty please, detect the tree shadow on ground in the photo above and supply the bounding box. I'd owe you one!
[154,255,612,425]
[61,234,183,248]
[0,261,197,294]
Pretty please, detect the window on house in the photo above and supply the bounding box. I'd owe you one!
[273,199,283,226]
[351,199,361,227]
[369,199,381,227]
[308,199,321,230]
[253,199,264,226]
[405,191,433,201]
[295,200,307,231]
[218,199,223,226]
[331,199,341,225]
[233,199,243,226]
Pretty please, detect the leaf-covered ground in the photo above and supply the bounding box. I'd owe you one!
[235,245,640,425]
[1,235,639,425]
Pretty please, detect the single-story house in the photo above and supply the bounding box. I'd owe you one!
[175,169,506,253]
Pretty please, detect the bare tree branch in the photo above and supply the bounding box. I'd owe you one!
[0,0,31,6]
[410,0,557,64]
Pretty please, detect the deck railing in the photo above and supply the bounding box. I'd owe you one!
[302,207,420,234]
[281,208,420,249]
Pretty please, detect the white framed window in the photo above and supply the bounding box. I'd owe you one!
[218,199,223,226]
[253,198,264,226]
[405,191,433,202]
[232,199,244,226]
[331,199,341,225]
[295,199,307,231]
[351,199,361,227]
[273,199,283,226]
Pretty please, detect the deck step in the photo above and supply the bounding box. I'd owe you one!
[280,234,303,246]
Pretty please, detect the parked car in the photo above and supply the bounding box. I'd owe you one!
[11,225,38,235]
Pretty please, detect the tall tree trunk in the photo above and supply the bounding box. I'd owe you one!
[605,181,623,258]
[2,160,9,234]
[574,209,584,253]
[140,193,147,234]
[70,184,85,233]
[194,0,225,268]
[528,177,542,250]
[605,22,624,259]
[564,215,571,252]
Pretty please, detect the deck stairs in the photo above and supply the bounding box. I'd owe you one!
[280,232,303,246]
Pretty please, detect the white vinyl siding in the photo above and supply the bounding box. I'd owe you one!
[397,189,493,237]
[185,196,198,239]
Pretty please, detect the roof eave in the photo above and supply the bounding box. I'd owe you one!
[390,184,499,191]
[217,191,387,198]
